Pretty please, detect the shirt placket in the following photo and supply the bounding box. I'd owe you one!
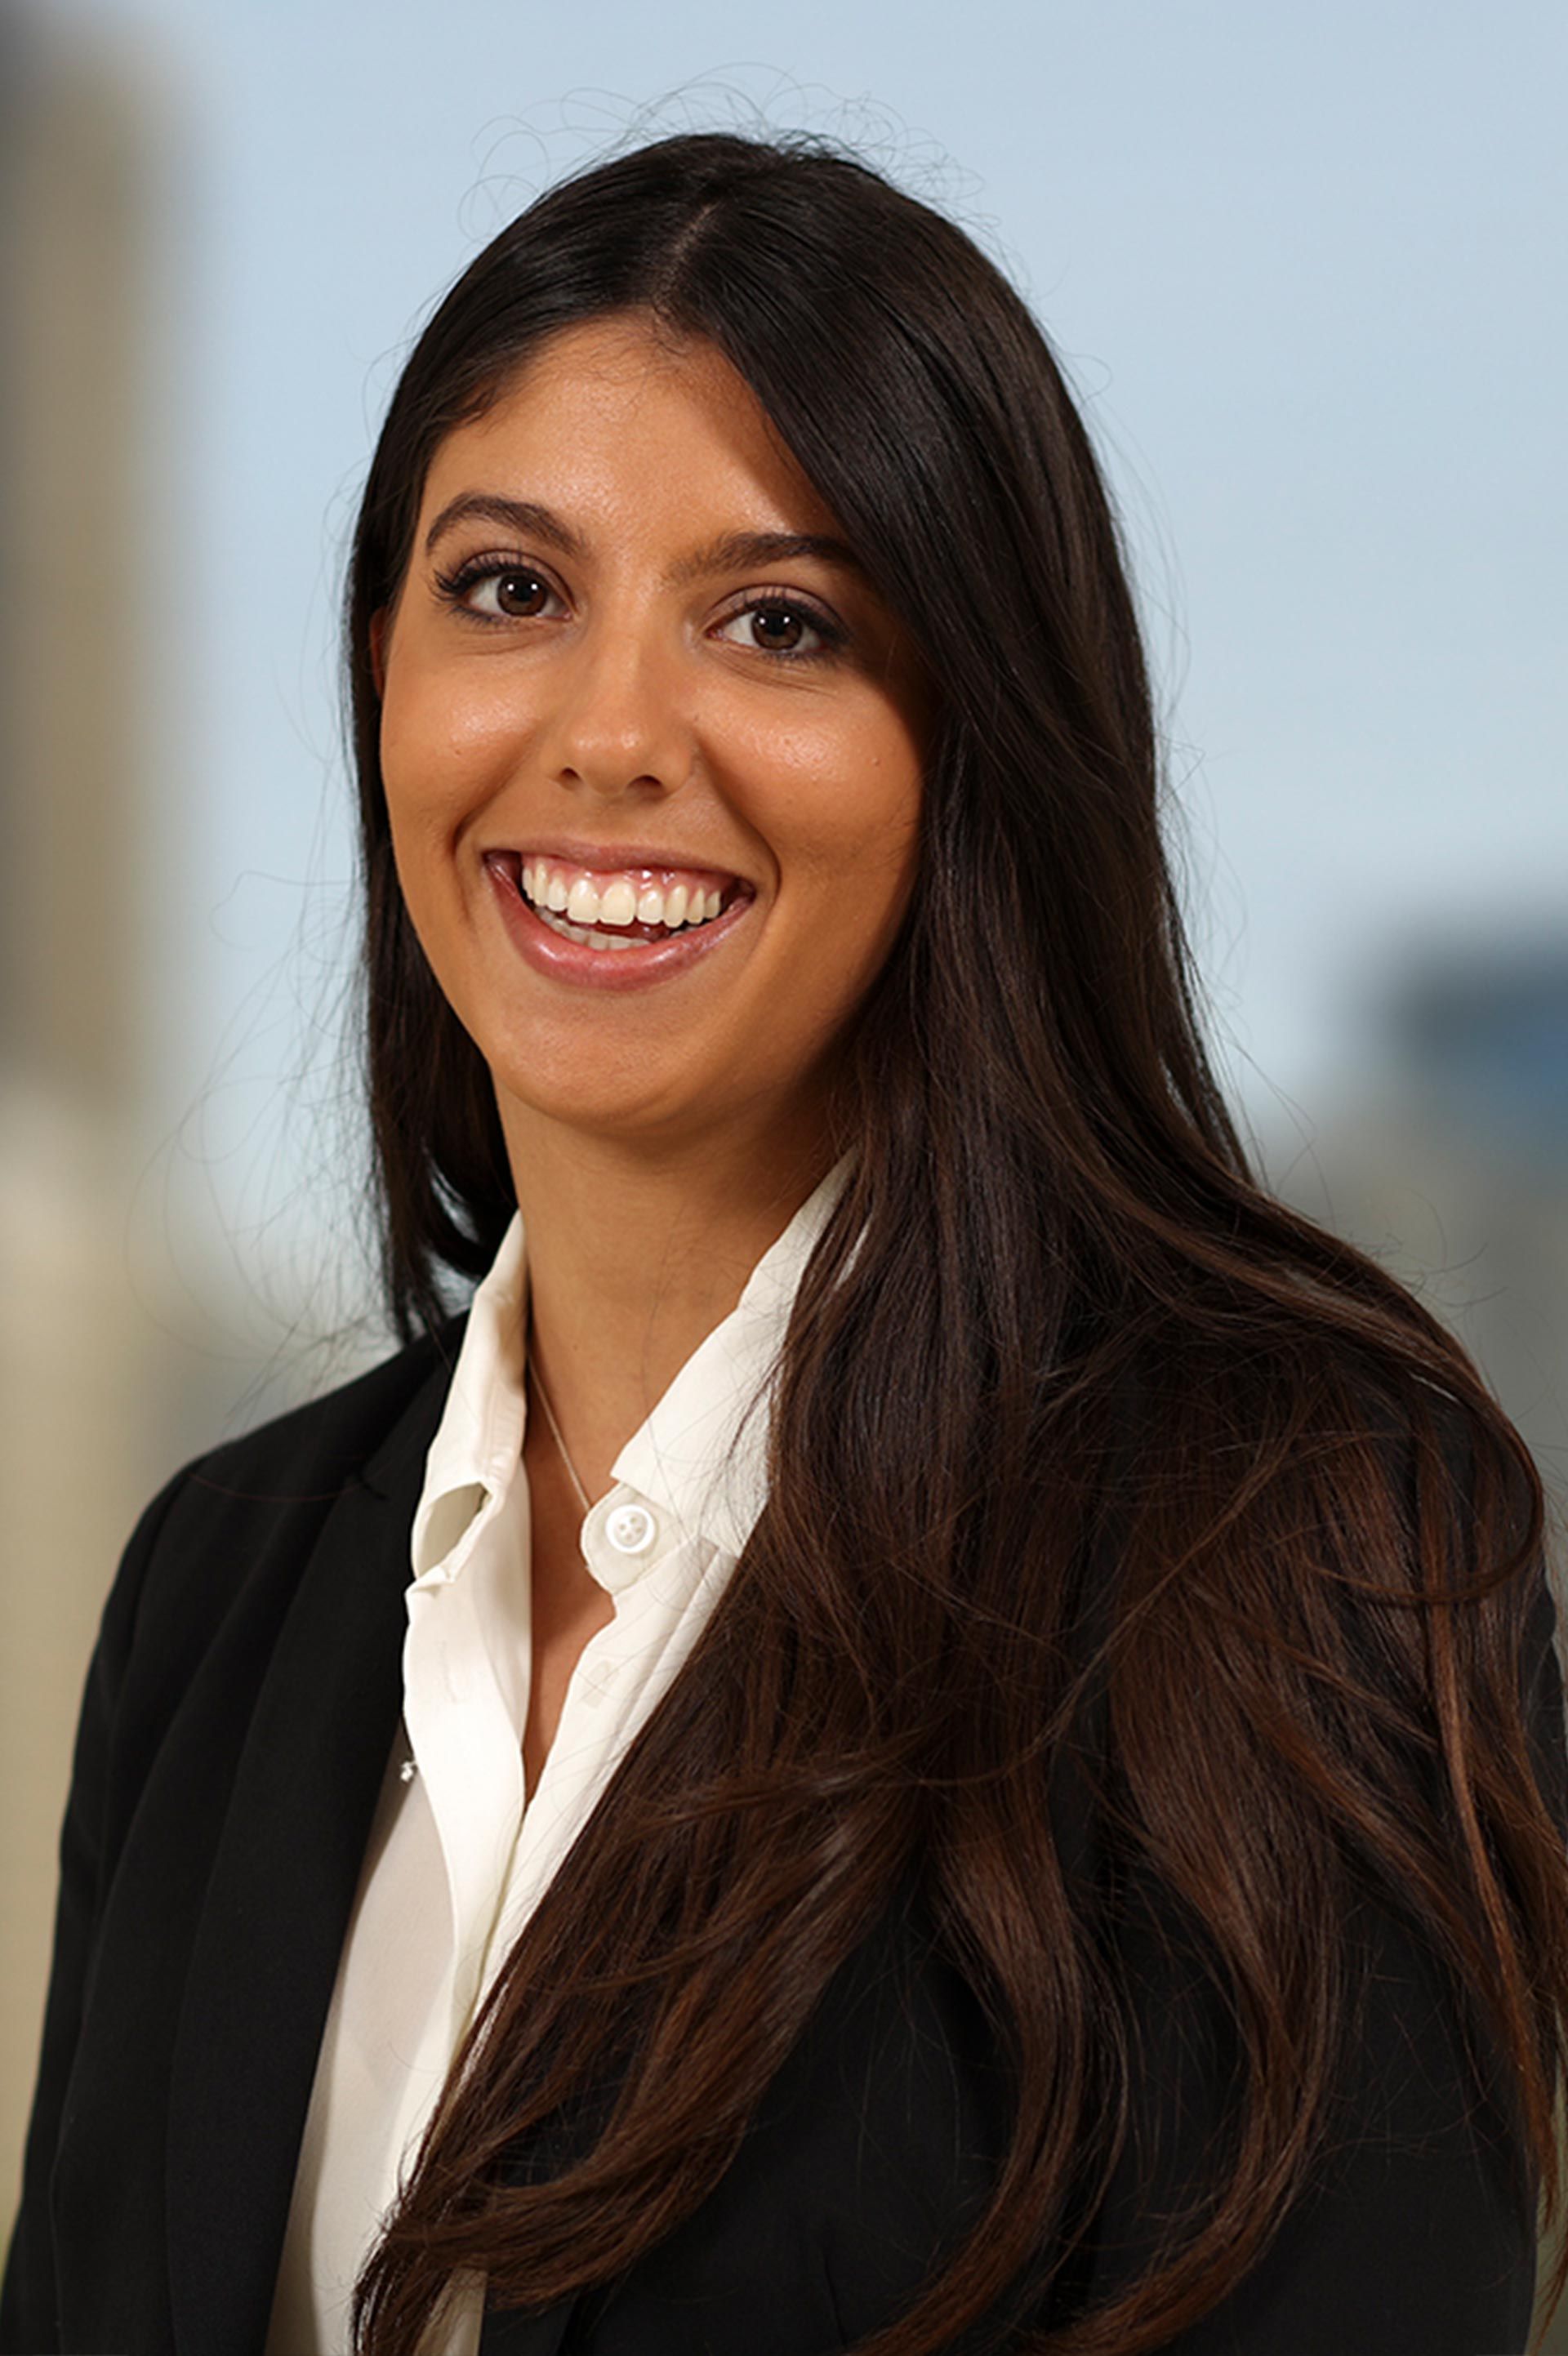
[396,1503,528,2168]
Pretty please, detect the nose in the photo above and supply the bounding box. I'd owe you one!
[537,613,693,806]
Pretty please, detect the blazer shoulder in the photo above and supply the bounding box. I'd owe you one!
[90,1307,469,1725]
[180,1310,468,1508]
[96,1312,468,1686]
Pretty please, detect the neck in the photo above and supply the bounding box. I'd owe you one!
[503,1108,831,1501]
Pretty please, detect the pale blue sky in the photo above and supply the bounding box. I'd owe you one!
[34,0,1568,1233]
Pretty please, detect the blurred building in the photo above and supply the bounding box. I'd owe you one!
[0,9,388,2223]
[0,11,197,2209]
[1388,942,1568,1168]
[1266,937,1568,1516]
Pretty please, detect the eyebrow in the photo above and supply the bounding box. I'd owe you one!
[421,493,869,588]
[670,528,869,589]
[424,494,581,563]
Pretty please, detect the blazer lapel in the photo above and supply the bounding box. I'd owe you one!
[165,1356,448,2354]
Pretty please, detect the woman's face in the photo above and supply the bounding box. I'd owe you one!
[372,311,929,1175]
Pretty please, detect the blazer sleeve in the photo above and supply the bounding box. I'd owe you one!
[1067,1555,1567,2356]
[0,1467,191,2354]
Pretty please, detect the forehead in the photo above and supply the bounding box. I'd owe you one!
[416,312,845,541]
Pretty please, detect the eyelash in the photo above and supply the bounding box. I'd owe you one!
[430,554,849,664]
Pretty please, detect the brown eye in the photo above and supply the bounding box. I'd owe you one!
[749,606,808,652]
[715,596,842,661]
[433,557,564,624]
[491,569,551,617]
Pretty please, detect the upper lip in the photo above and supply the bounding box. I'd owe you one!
[483,838,751,885]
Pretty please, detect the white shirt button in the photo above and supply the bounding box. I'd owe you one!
[604,1501,657,1557]
[581,1488,670,1593]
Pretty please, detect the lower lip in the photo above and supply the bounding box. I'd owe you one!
[484,856,755,992]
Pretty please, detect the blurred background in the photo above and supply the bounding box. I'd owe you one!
[2,0,1564,2327]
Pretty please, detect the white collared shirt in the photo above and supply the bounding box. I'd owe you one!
[264,1165,846,2356]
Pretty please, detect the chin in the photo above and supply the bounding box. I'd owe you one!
[495,1064,725,1147]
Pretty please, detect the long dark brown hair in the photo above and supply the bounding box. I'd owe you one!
[343,131,1568,2351]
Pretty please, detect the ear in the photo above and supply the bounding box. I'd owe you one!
[368,608,388,699]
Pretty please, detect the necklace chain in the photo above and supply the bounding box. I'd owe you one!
[530,1359,593,1516]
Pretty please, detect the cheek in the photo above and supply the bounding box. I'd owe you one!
[377,704,486,957]
[772,742,923,904]
[379,750,448,933]
[379,661,528,843]
[768,772,923,1007]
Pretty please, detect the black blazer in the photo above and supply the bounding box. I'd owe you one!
[2,1321,1562,2356]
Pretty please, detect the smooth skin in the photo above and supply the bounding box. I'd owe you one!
[371,312,929,1784]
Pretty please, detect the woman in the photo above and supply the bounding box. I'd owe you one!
[4,128,1566,2356]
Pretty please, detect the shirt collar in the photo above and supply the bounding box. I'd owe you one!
[408,1215,528,1581]
[410,1156,851,1581]
[610,1156,850,1560]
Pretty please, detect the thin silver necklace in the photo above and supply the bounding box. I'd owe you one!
[531,1360,593,1516]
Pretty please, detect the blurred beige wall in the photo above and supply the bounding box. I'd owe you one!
[0,22,226,2222]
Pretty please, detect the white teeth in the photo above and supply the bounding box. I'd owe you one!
[536,908,642,951]
[518,861,734,938]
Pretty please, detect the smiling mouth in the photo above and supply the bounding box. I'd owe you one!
[489,852,753,953]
